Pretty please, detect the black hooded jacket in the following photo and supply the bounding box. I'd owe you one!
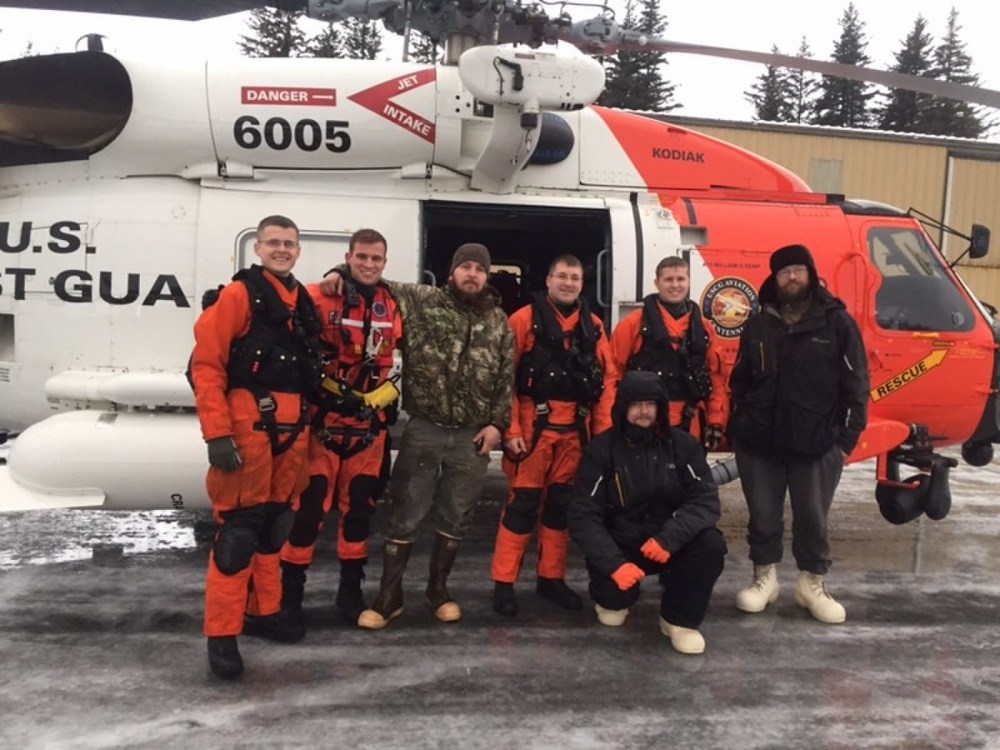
[728,255,869,461]
[568,371,721,575]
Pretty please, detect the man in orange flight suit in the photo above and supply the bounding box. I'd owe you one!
[279,228,403,628]
[190,214,322,680]
[491,254,620,617]
[610,256,728,452]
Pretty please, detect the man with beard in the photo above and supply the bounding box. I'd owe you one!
[320,243,515,629]
[729,244,868,625]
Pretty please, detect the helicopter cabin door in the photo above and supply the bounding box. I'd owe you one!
[422,199,614,327]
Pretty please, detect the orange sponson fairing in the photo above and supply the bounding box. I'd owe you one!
[593,107,996,458]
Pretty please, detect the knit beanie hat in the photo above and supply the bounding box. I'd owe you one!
[769,244,815,274]
[450,243,491,274]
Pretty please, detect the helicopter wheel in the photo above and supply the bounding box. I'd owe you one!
[961,440,994,467]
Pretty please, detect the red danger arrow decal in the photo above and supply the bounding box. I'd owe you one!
[348,69,436,143]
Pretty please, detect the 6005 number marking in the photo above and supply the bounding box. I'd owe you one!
[233,116,351,153]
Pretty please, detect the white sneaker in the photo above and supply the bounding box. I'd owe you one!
[735,564,779,613]
[659,618,706,654]
[594,604,628,627]
[794,572,846,624]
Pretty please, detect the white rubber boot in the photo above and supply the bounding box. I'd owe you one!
[735,564,779,613]
[794,572,846,624]
[594,604,628,627]
[659,618,706,654]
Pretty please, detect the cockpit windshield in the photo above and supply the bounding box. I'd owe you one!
[868,226,974,332]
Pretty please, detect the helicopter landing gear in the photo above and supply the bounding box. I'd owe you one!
[875,425,958,525]
[961,439,994,467]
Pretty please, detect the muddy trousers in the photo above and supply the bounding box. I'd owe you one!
[586,528,726,629]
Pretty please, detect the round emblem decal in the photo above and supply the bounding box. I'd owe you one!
[372,301,388,318]
[701,277,759,338]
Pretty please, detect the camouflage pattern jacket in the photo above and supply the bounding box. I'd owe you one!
[388,280,515,432]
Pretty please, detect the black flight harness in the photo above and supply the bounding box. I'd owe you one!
[625,295,713,433]
[225,266,323,456]
[511,294,606,463]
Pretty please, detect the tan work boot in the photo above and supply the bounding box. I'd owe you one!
[794,571,846,624]
[426,533,462,622]
[659,617,706,654]
[594,604,628,627]
[358,540,412,630]
[735,564,779,613]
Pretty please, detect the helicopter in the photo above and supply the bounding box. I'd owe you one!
[0,1,998,526]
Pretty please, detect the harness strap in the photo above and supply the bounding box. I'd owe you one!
[251,391,309,456]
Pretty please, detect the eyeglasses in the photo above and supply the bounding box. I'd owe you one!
[776,264,808,279]
[260,239,299,249]
[550,273,583,283]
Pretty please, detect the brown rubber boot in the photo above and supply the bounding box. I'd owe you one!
[357,540,412,630]
[426,532,462,622]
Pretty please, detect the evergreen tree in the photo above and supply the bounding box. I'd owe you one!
[811,3,874,128]
[305,22,344,58]
[342,18,383,60]
[745,45,795,122]
[788,37,820,123]
[408,32,440,65]
[919,8,986,138]
[876,15,935,133]
[237,8,307,58]
[599,0,677,112]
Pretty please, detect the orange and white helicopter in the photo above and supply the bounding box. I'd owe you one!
[0,0,998,525]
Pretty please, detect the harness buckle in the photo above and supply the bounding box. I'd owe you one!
[535,402,550,416]
[257,395,277,413]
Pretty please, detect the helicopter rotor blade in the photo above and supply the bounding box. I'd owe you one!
[555,17,1000,110]
[0,0,307,21]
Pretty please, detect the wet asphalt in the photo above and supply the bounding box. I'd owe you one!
[1,455,1000,749]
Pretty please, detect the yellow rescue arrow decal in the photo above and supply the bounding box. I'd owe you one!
[870,349,948,402]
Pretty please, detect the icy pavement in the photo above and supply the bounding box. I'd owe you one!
[2,454,1000,749]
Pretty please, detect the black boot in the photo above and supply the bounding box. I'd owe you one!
[207,636,243,680]
[336,558,367,625]
[493,581,518,617]
[243,609,305,643]
[537,577,583,610]
[426,533,461,622]
[358,540,413,630]
[280,561,308,625]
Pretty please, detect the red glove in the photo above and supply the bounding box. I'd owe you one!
[640,538,671,564]
[610,562,646,591]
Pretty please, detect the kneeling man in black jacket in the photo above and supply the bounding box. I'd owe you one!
[568,370,726,654]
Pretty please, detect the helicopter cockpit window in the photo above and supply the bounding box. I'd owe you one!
[868,226,974,332]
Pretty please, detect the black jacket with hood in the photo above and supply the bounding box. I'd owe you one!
[568,371,721,575]
[728,245,869,461]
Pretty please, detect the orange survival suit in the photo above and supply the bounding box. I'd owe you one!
[610,295,728,442]
[191,265,322,638]
[491,294,619,590]
[279,278,402,620]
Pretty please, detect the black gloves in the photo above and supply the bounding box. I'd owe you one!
[703,424,724,452]
[207,436,242,472]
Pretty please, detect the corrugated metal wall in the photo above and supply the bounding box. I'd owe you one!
[658,116,1000,306]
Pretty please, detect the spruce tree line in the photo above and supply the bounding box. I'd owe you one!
[745,4,988,138]
[238,3,989,139]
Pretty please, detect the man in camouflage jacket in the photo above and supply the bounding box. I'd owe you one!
[346,242,515,629]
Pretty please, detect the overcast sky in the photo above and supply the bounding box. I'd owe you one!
[1,1,997,139]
